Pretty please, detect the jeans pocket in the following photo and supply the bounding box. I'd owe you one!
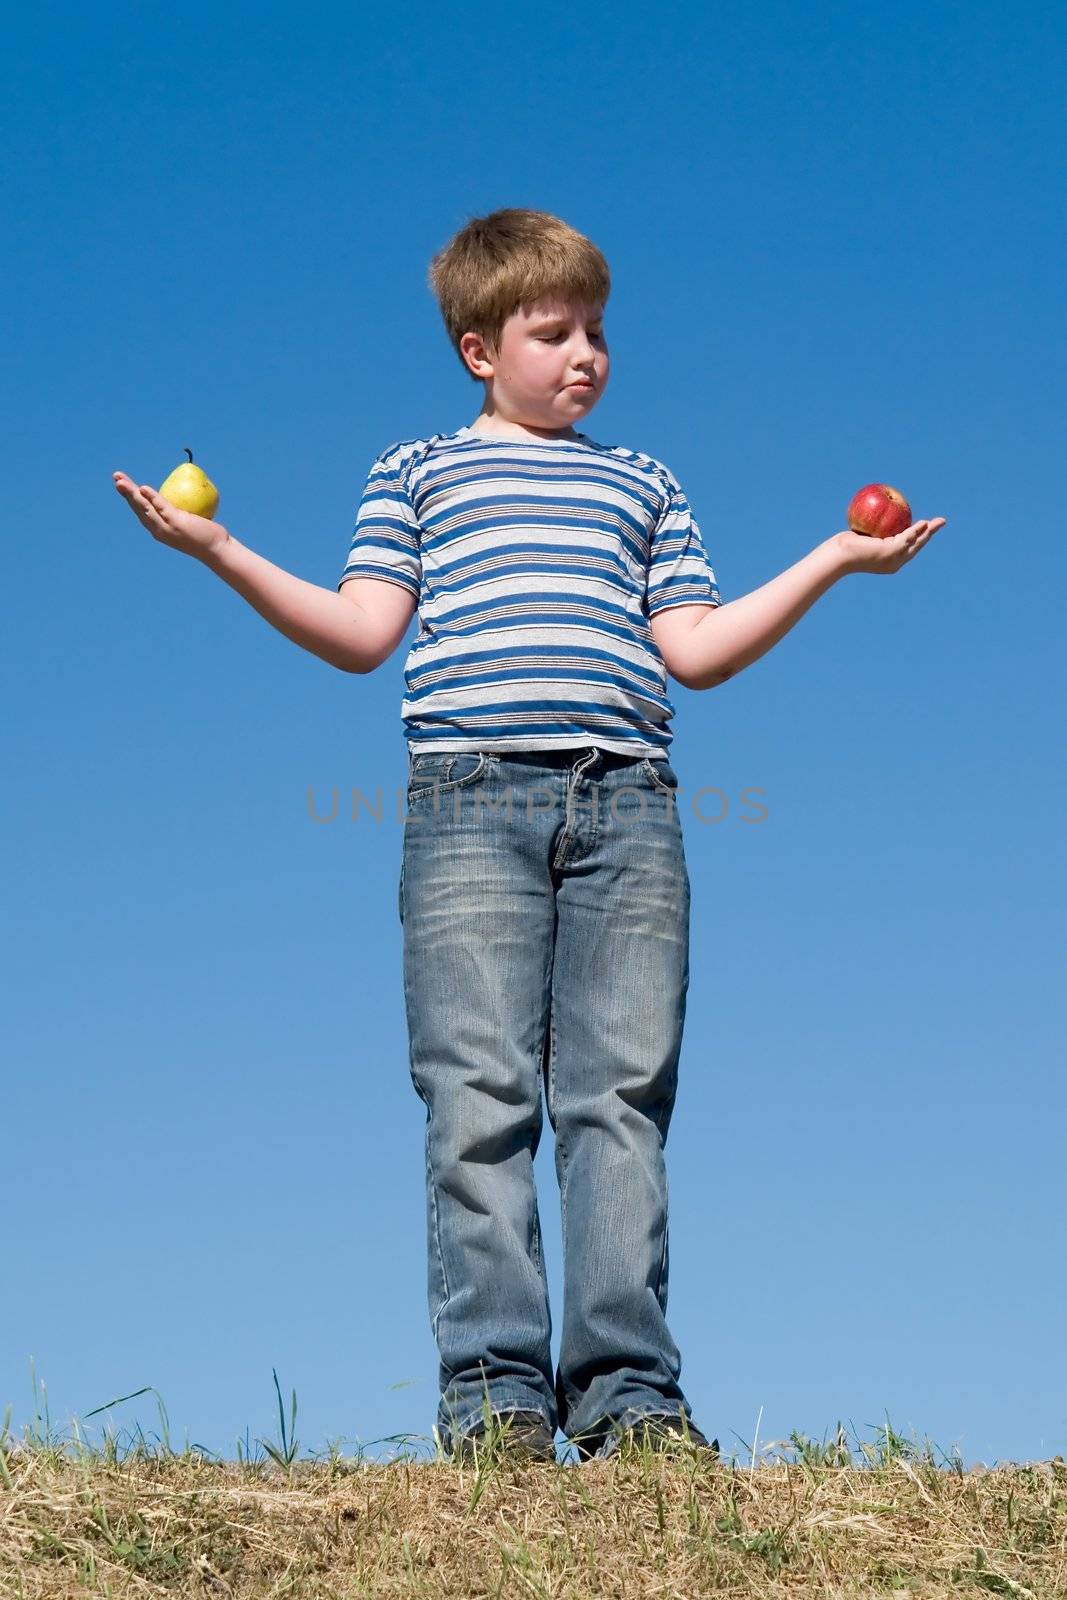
[641,758,680,798]
[407,751,489,802]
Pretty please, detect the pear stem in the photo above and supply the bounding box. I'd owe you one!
[183,447,194,463]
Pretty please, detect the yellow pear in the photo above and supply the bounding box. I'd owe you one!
[158,447,220,518]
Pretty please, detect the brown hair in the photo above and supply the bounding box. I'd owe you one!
[427,208,611,383]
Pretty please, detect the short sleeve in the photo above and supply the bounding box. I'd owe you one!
[337,445,423,599]
[644,463,722,617]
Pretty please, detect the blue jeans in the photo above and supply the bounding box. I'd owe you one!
[399,746,698,1455]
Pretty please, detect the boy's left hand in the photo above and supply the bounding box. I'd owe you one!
[833,517,947,575]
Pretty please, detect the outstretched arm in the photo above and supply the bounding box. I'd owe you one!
[112,472,413,673]
[671,517,947,690]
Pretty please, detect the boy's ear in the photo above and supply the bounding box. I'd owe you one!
[460,329,495,380]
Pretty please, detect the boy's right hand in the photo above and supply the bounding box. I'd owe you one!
[832,517,947,575]
[112,471,231,564]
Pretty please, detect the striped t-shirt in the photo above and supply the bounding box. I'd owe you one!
[336,424,722,757]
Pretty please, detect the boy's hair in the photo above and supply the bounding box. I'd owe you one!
[428,208,611,382]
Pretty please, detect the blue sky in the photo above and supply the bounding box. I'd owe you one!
[3,0,1064,1468]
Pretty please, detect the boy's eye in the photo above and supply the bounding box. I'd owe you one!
[539,330,604,341]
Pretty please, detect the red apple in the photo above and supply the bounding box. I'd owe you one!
[846,483,912,539]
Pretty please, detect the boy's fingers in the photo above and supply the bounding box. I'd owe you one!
[914,518,946,546]
[112,474,166,538]
[114,472,151,510]
[115,477,168,534]
[138,485,170,518]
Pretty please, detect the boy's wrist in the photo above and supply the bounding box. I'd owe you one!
[824,530,862,578]
[198,527,236,572]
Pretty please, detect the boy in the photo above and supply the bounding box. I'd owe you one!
[113,207,945,1466]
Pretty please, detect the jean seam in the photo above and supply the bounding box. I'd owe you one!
[547,1000,569,1246]
[426,1133,451,1345]
[556,1089,569,1248]
[655,1166,670,1305]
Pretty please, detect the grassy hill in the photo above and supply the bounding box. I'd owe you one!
[2,1416,1065,1597]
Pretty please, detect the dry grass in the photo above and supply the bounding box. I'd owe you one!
[2,1423,1065,1598]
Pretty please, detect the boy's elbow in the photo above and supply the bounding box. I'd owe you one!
[692,665,735,690]
[670,659,733,691]
[340,650,384,675]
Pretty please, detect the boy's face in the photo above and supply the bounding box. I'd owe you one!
[461,297,610,432]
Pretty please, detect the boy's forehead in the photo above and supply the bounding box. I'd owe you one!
[514,297,604,323]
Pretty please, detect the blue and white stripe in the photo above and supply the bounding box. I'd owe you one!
[338,425,722,756]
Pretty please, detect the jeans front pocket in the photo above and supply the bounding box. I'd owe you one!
[407,751,489,803]
[641,757,680,798]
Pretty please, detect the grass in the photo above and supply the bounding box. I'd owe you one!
[1,1371,1065,1597]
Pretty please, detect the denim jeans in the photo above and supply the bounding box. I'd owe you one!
[398,745,698,1455]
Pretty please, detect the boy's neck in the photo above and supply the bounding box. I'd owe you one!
[467,409,581,444]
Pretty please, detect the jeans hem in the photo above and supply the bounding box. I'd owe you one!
[446,1394,558,1442]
